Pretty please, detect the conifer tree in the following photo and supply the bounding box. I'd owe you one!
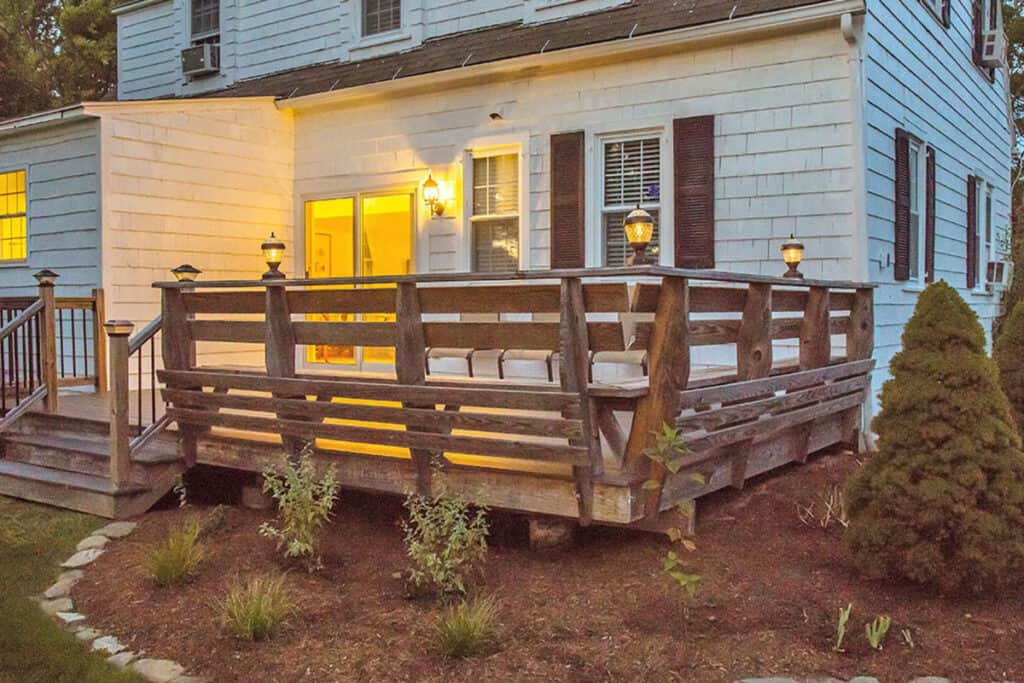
[845,281,1024,593]
[994,298,1024,429]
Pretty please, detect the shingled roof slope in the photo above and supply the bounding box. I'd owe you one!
[193,0,831,101]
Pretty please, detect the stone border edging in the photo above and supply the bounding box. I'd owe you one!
[34,520,206,683]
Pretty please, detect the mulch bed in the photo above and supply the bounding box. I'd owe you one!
[73,451,1024,682]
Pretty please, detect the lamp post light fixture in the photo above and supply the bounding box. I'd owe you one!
[422,173,445,217]
[171,264,201,283]
[261,232,286,280]
[103,320,135,337]
[781,233,805,279]
[33,268,59,287]
[623,205,655,266]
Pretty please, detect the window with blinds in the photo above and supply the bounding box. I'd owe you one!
[602,136,661,266]
[191,0,219,42]
[363,0,401,35]
[0,170,27,262]
[471,153,519,272]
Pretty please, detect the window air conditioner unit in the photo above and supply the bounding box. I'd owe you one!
[181,43,220,79]
[980,4,1006,68]
[987,260,1012,287]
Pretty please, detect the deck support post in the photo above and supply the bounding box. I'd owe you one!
[37,277,58,414]
[394,281,435,497]
[264,284,303,462]
[731,283,774,489]
[92,288,108,394]
[105,321,134,488]
[799,287,831,371]
[623,276,690,519]
[559,277,601,525]
[847,288,874,362]
[162,287,198,466]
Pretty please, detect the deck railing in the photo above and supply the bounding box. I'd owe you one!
[129,266,875,525]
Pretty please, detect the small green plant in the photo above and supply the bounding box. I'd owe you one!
[144,518,204,586]
[901,627,915,649]
[403,492,489,596]
[662,549,701,601]
[642,424,691,486]
[865,614,891,650]
[833,603,853,653]
[220,575,294,641]
[258,445,339,572]
[432,597,500,659]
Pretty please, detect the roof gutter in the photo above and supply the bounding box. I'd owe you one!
[279,0,866,111]
[0,105,91,139]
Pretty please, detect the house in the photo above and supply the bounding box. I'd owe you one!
[0,0,1011,402]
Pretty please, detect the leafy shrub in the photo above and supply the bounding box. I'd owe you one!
[221,575,294,641]
[145,518,204,586]
[403,493,488,596]
[258,446,339,572]
[994,298,1024,429]
[433,597,499,659]
[845,281,1024,593]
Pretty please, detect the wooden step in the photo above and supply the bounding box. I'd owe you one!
[0,460,146,518]
[2,433,180,479]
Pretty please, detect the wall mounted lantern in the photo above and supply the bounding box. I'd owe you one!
[171,264,201,282]
[261,232,286,280]
[624,205,655,266]
[422,173,445,217]
[781,233,805,279]
[33,269,59,287]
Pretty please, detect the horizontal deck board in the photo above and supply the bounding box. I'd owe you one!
[678,359,874,408]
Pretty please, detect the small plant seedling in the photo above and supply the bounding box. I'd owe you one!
[833,603,853,653]
[901,627,915,649]
[433,597,500,659]
[221,574,294,641]
[403,492,489,596]
[642,424,691,491]
[144,518,204,586]
[797,484,849,530]
[662,550,701,602]
[865,614,891,650]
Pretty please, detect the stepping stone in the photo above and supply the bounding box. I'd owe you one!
[76,535,110,551]
[75,627,102,642]
[95,521,137,539]
[170,677,209,683]
[848,679,880,683]
[910,679,951,683]
[108,651,138,669]
[39,597,73,615]
[132,658,185,683]
[92,635,126,655]
[44,571,84,599]
[55,611,86,625]
[61,548,103,569]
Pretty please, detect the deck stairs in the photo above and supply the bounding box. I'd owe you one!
[0,411,182,519]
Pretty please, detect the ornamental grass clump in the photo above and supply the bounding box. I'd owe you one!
[844,281,1024,594]
[221,575,294,641]
[144,518,204,586]
[994,298,1024,429]
[432,597,500,659]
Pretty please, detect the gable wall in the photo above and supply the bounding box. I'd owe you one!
[862,0,1011,402]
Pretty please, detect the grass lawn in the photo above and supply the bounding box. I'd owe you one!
[0,497,143,683]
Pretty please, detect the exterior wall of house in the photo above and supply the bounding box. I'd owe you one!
[290,25,858,281]
[114,0,631,100]
[861,0,1012,401]
[0,118,102,297]
[93,99,294,368]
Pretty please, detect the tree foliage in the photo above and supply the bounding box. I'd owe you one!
[845,281,1024,593]
[0,0,116,120]
[994,298,1024,427]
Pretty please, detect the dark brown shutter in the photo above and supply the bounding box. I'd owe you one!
[673,115,715,269]
[942,0,951,27]
[973,0,984,66]
[925,146,936,283]
[549,131,586,269]
[967,175,978,289]
[893,129,911,281]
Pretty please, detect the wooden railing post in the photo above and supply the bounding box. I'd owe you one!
[847,287,874,361]
[559,276,602,525]
[623,275,690,518]
[105,321,134,488]
[264,282,302,461]
[737,283,773,381]
[35,271,59,413]
[93,288,108,393]
[799,286,831,370]
[394,281,435,496]
[162,286,197,465]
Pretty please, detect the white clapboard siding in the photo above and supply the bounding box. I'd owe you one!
[863,0,1011,402]
[98,100,294,368]
[0,119,102,297]
[292,26,857,279]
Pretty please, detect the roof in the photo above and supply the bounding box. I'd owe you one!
[195,0,835,102]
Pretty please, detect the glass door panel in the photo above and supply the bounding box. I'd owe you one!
[304,198,355,365]
[360,194,413,366]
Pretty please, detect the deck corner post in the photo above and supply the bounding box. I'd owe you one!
[105,321,134,488]
[264,284,303,461]
[394,281,434,496]
[847,287,874,361]
[37,277,59,414]
[92,288,108,394]
[162,286,198,465]
[622,275,690,519]
[559,276,601,526]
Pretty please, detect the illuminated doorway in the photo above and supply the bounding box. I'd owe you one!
[304,192,414,371]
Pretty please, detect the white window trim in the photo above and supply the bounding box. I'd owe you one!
[461,141,528,272]
[348,0,420,53]
[973,176,995,294]
[189,0,220,43]
[0,166,29,266]
[588,126,669,268]
[902,137,929,292]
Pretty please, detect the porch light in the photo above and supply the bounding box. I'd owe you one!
[171,264,201,282]
[422,173,445,217]
[33,269,59,287]
[624,205,655,266]
[781,233,805,279]
[261,232,286,280]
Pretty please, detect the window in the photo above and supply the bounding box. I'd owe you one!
[975,177,995,286]
[363,0,401,36]
[602,136,661,266]
[191,0,219,44]
[0,171,27,261]
[907,139,927,282]
[471,153,519,272]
